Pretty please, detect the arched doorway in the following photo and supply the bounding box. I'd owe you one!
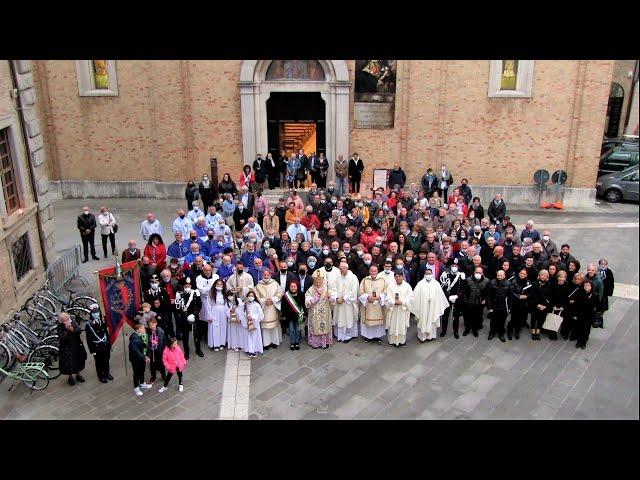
[239,60,350,183]
[605,82,625,138]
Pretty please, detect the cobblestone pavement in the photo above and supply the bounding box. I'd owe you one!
[0,199,637,419]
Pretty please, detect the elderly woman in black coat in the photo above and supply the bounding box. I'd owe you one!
[58,312,88,386]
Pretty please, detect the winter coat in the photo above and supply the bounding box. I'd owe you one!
[487,200,506,223]
[185,185,201,203]
[146,326,167,363]
[77,213,97,236]
[463,275,489,306]
[129,332,148,365]
[58,321,87,375]
[599,268,615,297]
[163,345,188,374]
[511,277,533,312]
[388,169,406,188]
[487,279,512,312]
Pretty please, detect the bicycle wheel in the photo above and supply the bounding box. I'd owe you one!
[66,307,90,324]
[71,296,98,310]
[41,335,59,348]
[0,343,12,370]
[21,305,51,329]
[28,345,60,379]
[25,295,58,316]
[22,367,49,390]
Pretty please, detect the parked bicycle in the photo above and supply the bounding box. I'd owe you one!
[24,277,97,321]
[0,323,60,378]
[0,356,49,391]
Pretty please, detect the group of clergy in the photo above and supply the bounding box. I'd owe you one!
[201,257,449,355]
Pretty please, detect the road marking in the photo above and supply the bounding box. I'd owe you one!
[612,283,639,301]
[537,223,639,229]
[219,350,251,420]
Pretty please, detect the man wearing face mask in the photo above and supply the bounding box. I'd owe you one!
[233,201,251,232]
[77,206,100,263]
[411,267,449,342]
[175,277,202,360]
[85,304,112,383]
[277,260,296,294]
[240,241,259,270]
[439,259,466,339]
[187,200,204,224]
[462,267,490,337]
[172,208,194,237]
[225,261,255,302]
[316,258,339,292]
[144,274,171,317]
[487,270,512,342]
[540,230,558,257]
[158,269,180,337]
[487,194,506,225]
[122,240,142,264]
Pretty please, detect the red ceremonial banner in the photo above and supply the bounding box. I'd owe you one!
[98,260,142,345]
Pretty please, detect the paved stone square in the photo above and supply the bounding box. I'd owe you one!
[0,199,637,420]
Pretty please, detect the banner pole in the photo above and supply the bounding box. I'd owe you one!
[122,326,128,376]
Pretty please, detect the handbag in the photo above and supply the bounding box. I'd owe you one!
[542,307,563,332]
[113,224,119,234]
[592,311,603,329]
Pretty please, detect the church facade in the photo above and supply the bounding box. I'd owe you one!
[32,60,614,206]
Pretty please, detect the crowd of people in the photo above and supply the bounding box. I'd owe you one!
[70,158,616,398]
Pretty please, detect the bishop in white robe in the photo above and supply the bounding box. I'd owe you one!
[385,271,414,346]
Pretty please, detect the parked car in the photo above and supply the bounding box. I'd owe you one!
[601,135,639,155]
[596,166,639,203]
[598,148,639,177]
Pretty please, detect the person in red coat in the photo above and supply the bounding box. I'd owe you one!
[239,165,255,191]
[360,225,379,253]
[159,337,187,393]
[300,206,321,230]
[144,234,167,272]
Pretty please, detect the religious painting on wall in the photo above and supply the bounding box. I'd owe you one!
[500,60,518,90]
[266,60,326,81]
[354,60,397,129]
[92,60,109,90]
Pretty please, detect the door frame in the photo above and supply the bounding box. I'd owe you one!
[239,60,350,184]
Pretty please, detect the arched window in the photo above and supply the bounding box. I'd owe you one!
[265,60,325,81]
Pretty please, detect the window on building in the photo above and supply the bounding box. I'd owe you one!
[76,60,118,96]
[488,60,534,98]
[12,232,33,282]
[0,128,20,215]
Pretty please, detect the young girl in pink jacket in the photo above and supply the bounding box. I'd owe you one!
[160,337,187,393]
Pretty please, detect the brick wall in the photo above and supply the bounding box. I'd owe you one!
[35,60,614,190]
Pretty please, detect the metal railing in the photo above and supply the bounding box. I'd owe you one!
[45,245,87,294]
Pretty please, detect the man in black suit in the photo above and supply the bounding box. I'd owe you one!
[238,185,255,214]
[308,151,318,184]
[296,264,313,295]
[276,260,297,334]
[77,206,100,263]
[253,154,268,191]
[296,149,309,188]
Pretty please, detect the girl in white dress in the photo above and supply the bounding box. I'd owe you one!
[237,290,264,358]
[226,292,245,351]
[207,279,229,351]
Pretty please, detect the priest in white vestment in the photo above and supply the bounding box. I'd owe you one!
[385,270,414,346]
[255,269,283,348]
[334,262,360,343]
[358,265,388,343]
[410,267,448,342]
[195,264,219,356]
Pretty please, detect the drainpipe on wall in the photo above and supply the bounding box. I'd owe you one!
[623,60,639,135]
[8,60,49,268]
